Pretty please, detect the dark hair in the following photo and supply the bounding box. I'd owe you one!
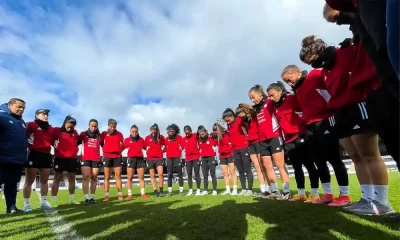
[248,84,267,98]
[89,119,98,125]
[235,103,256,120]
[61,115,77,132]
[150,123,160,142]
[196,125,207,140]
[166,123,180,134]
[267,81,288,93]
[222,108,235,119]
[108,118,117,125]
[299,35,327,63]
[131,124,138,130]
[184,125,192,131]
[281,65,301,77]
[8,98,25,105]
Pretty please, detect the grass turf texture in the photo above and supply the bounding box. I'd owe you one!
[0,173,399,240]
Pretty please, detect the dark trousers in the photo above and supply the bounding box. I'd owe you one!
[305,118,349,186]
[286,137,319,189]
[186,159,201,189]
[233,148,254,190]
[201,157,217,191]
[386,0,399,78]
[0,163,22,212]
[167,158,183,187]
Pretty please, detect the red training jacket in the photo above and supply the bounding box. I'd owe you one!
[198,137,216,157]
[273,94,306,143]
[256,99,282,141]
[295,69,335,124]
[101,130,124,158]
[26,122,54,153]
[123,137,146,158]
[80,131,102,161]
[216,133,233,158]
[182,133,200,161]
[227,117,248,150]
[246,118,259,144]
[53,128,80,158]
[165,135,183,158]
[145,135,165,160]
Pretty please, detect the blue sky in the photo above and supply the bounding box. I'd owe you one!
[0,0,349,143]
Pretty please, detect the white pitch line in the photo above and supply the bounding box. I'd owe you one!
[36,192,84,240]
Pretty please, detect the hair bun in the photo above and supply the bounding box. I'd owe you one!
[301,35,319,48]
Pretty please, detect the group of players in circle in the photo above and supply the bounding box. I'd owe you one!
[19,5,396,217]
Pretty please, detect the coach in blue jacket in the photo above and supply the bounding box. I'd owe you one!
[0,98,28,214]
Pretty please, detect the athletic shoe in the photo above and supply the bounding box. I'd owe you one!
[244,190,253,196]
[41,204,53,210]
[212,190,218,196]
[83,199,90,205]
[269,191,282,199]
[343,198,369,211]
[221,190,231,195]
[312,194,333,204]
[159,192,165,197]
[141,194,148,199]
[304,194,320,203]
[289,194,307,202]
[195,189,201,196]
[69,200,81,205]
[125,195,133,200]
[327,195,351,207]
[23,206,33,212]
[201,191,208,195]
[103,196,110,202]
[350,200,395,216]
[261,192,271,199]
[7,206,23,214]
[239,189,247,196]
[278,192,290,200]
[118,195,124,201]
[187,190,193,196]
[384,214,400,223]
[89,198,97,204]
[231,189,238,196]
[168,192,173,197]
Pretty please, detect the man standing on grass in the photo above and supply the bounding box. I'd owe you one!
[0,98,28,214]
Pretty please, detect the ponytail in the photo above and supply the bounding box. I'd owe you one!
[267,81,289,94]
[249,84,267,99]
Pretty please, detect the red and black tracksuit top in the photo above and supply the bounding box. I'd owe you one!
[144,135,165,160]
[53,128,80,158]
[246,118,259,144]
[80,131,102,161]
[101,130,124,158]
[227,117,248,151]
[255,98,282,141]
[182,133,201,161]
[164,135,183,158]
[26,121,54,154]
[215,133,233,158]
[198,137,216,157]
[123,136,146,158]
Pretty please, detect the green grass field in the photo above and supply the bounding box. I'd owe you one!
[1,173,399,240]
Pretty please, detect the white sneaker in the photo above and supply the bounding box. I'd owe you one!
[195,189,202,196]
[231,189,238,196]
[239,189,247,196]
[212,190,218,196]
[221,190,231,195]
[23,205,32,212]
[201,191,208,195]
[187,190,193,196]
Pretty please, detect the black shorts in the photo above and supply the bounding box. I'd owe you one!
[54,158,79,173]
[147,159,164,170]
[335,101,374,139]
[260,137,284,157]
[248,142,261,155]
[127,157,146,169]
[27,150,53,169]
[80,160,103,168]
[103,157,123,168]
[219,157,234,165]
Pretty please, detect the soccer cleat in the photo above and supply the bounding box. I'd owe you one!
[304,194,320,203]
[350,200,396,216]
[41,204,53,210]
[83,199,90,205]
[261,192,271,199]
[278,192,290,200]
[69,199,81,205]
[7,206,23,214]
[221,190,231,195]
[118,195,124,201]
[212,190,218,196]
[239,189,247,196]
[141,194,148,199]
[187,190,193,196]
[343,198,369,211]
[158,192,165,197]
[23,206,33,212]
[89,198,97,204]
[231,189,238,196]
[327,195,351,207]
[244,190,253,196]
[269,191,282,199]
[201,191,208,195]
[103,196,110,202]
[125,195,133,201]
[289,194,307,202]
[195,189,202,196]
[312,194,333,204]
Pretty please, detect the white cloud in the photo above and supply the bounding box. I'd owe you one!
[0,0,349,147]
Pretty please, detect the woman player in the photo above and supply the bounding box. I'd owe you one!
[281,65,350,206]
[212,123,238,195]
[299,35,393,213]
[165,124,184,196]
[101,119,124,202]
[123,125,148,199]
[197,126,218,196]
[145,123,165,197]
[51,116,81,206]
[247,85,291,199]
[267,82,320,202]
[24,109,53,211]
[182,125,202,196]
[235,105,271,196]
[222,109,254,196]
[80,119,103,204]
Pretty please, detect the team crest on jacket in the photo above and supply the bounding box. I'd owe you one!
[206,141,209,144]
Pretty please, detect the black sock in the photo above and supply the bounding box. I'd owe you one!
[159,187,164,193]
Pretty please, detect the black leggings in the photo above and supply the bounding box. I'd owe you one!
[201,157,217,191]
[305,117,349,186]
[185,159,201,189]
[286,136,319,189]
[0,163,22,212]
[233,148,254,191]
[167,158,183,187]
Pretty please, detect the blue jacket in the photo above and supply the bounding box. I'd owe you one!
[0,103,28,165]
